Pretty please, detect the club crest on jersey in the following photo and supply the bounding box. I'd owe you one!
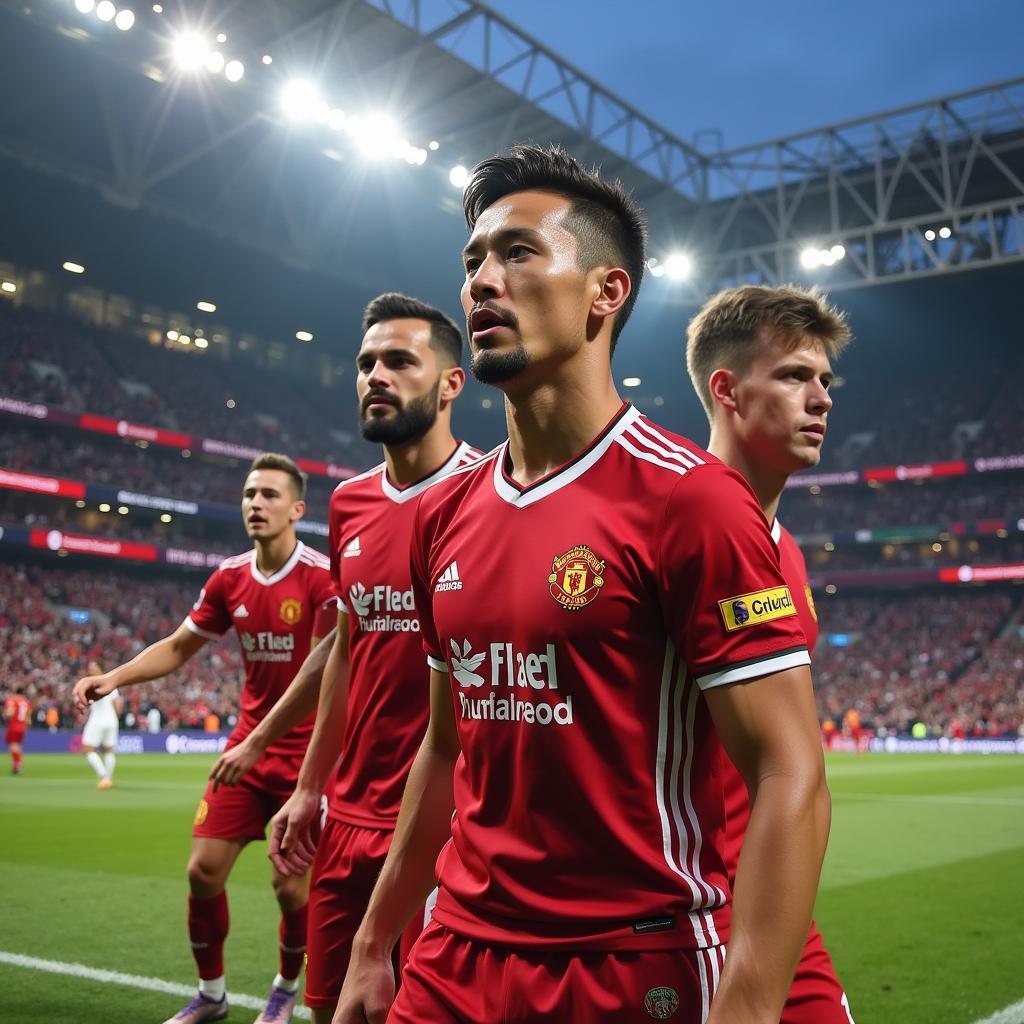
[719,586,796,631]
[644,986,679,1020]
[548,545,604,611]
[805,583,818,622]
[279,598,303,625]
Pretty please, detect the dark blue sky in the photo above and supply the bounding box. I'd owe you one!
[486,0,1023,150]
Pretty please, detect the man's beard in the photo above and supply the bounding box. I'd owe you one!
[471,343,530,385]
[360,380,439,444]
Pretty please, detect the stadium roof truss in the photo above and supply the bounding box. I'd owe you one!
[0,0,1022,292]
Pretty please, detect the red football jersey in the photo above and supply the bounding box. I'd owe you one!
[4,695,31,725]
[329,442,480,828]
[720,519,820,884]
[410,404,811,952]
[185,541,336,756]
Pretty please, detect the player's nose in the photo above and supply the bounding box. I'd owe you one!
[467,253,505,302]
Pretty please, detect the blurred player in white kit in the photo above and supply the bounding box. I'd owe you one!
[81,660,122,789]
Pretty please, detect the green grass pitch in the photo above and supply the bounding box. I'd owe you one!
[1,752,1022,1023]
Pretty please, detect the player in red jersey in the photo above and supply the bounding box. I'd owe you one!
[686,284,856,1023]
[207,293,477,1024]
[73,453,336,1024]
[3,687,32,774]
[335,145,830,1024]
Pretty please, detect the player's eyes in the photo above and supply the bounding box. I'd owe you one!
[507,244,530,259]
[464,258,481,274]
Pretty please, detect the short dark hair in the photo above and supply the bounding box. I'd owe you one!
[248,452,307,500]
[463,143,647,352]
[362,292,463,368]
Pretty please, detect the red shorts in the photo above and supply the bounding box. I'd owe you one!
[782,923,855,1024]
[389,921,724,1023]
[192,749,303,843]
[5,725,26,746]
[305,818,427,1010]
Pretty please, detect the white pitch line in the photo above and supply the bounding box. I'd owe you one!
[0,950,311,1019]
[834,792,1024,807]
[971,997,1024,1024]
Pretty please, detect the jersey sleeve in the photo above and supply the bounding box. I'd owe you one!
[184,568,231,640]
[409,496,446,673]
[328,487,347,612]
[659,466,810,690]
[313,568,340,636]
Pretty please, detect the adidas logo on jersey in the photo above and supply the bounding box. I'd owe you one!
[435,560,463,592]
[233,604,249,618]
[343,536,362,558]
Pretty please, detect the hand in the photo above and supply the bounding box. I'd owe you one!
[210,737,262,790]
[332,939,397,1024]
[268,788,322,876]
[72,673,116,711]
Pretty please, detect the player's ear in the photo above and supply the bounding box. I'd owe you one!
[439,365,466,406]
[709,367,740,414]
[587,268,630,337]
[290,499,306,523]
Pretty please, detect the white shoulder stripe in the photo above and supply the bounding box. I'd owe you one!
[635,418,707,465]
[614,434,689,477]
[624,424,698,469]
[334,463,385,492]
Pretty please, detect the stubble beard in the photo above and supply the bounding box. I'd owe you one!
[360,379,440,445]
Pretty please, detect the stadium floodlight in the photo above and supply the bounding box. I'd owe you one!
[206,51,225,74]
[195,337,209,348]
[280,79,326,121]
[327,109,347,132]
[114,8,135,30]
[62,261,86,274]
[622,376,642,387]
[1,281,15,293]
[173,31,209,71]
[663,252,692,280]
[449,165,469,188]
[98,503,111,513]
[74,0,96,13]
[224,60,244,83]
[166,329,179,340]
[95,1,115,21]
[152,3,162,11]
[295,330,314,342]
[939,226,952,239]
[178,334,191,345]
[216,32,227,43]
[830,244,846,261]
[800,247,822,270]
[196,300,216,312]
[346,113,403,159]
[226,398,236,408]
[160,513,173,523]
[118,506,129,515]
[924,229,936,242]
[261,54,273,65]
[429,140,440,151]
[647,257,666,279]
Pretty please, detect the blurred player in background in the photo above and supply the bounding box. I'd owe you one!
[3,686,32,775]
[80,659,122,789]
[686,283,856,1023]
[209,293,476,1024]
[73,453,336,1024]
[337,145,829,1024]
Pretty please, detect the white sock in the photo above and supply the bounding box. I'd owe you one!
[86,752,107,779]
[103,752,116,779]
[272,973,299,994]
[199,976,226,1001]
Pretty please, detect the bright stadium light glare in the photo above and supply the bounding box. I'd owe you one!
[178,335,191,345]
[924,229,936,242]
[196,300,216,312]
[98,503,111,513]
[327,109,347,132]
[830,244,846,261]
[152,3,162,11]
[939,226,952,239]
[195,337,209,348]
[62,261,86,274]
[261,54,273,65]
[649,262,666,278]
[428,140,439,151]
[95,0,115,21]
[206,51,225,74]
[622,376,642,388]
[663,252,692,280]
[224,60,244,83]
[74,0,96,13]
[216,32,227,43]
[296,330,314,342]
[280,79,326,121]
[160,513,173,523]
[449,164,469,188]
[114,9,135,30]
[166,329,179,340]
[344,113,403,159]
[118,506,129,515]
[800,247,821,270]
[173,32,209,71]
[1,281,16,293]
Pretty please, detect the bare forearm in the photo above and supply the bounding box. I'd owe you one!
[293,633,349,796]
[708,772,831,1023]
[354,737,457,957]
[108,635,195,688]
[245,627,335,755]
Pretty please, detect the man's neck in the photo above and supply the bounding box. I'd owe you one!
[707,428,787,525]
[384,423,459,487]
[502,369,623,488]
[254,530,298,577]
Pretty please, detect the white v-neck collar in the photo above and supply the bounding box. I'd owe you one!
[492,405,640,509]
[379,442,474,504]
[249,540,303,586]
